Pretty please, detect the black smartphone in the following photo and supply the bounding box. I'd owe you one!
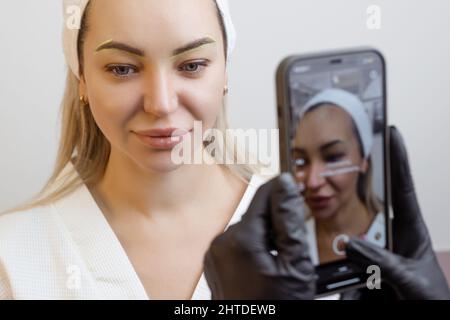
[276,48,392,297]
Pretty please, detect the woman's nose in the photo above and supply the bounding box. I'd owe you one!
[305,162,326,190]
[143,68,178,117]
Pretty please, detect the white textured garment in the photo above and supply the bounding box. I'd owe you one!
[0,162,270,300]
[305,212,386,266]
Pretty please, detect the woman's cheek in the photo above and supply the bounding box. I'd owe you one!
[190,65,226,128]
[329,172,359,199]
[202,91,223,130]
[179,83,223,129]
[88,88,137,146]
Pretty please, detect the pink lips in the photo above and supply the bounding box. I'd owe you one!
[133,128,191,149]
[306,195,334,210]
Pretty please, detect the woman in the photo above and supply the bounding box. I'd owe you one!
[292,88,385,264]
[0,0,269,299]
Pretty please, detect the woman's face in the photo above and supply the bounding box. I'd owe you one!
[293,105,367,221]
[79,0,227,172]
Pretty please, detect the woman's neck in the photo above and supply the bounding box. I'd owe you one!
[89,147,230,221]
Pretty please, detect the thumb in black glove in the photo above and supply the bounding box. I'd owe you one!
[344,126,450,300]
[204,173,316,299]
[346,238,449,300]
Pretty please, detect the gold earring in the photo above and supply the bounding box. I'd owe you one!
[79,95,88,106]
[224,86,229,95]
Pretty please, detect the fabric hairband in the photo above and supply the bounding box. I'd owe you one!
[62,0,236,80]
[300,88,374,158]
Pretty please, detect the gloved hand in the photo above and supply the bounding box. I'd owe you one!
[343,126,450,300]
[204,173,316,299]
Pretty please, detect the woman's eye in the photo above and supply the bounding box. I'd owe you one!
[294,158,307,168]
[325,153,345,163]
[106,65,138,78]
[179,61,208,74]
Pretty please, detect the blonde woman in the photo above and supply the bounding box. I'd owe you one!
[0,0,270,299]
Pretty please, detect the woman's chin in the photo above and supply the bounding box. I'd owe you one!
[147,162,183,173]
[311,206,338,221]
[136,152,184,173]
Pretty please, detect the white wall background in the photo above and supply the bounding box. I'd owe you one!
[1,0,449,250]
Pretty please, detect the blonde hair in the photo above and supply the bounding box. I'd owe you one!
[358,157,383,216]
[2,2,265,215]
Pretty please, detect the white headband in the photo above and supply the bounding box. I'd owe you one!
[300,88,374,158]
[62,0,236,80]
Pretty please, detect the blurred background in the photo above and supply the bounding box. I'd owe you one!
[0,0,449,251]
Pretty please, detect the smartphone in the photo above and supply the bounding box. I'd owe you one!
[276,48,392,297]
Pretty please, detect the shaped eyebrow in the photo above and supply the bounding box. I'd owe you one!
[95,37,217,58]
[292,140,346,154]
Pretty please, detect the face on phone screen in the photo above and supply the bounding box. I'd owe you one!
[287,52,386,266]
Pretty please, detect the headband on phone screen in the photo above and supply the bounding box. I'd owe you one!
[301,88,374,158]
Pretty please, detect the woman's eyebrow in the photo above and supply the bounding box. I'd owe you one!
[95,37,217,57]
[320,140,345,151]
[171,37,216,57]
[292,147,306,154]
[95,39,144,56]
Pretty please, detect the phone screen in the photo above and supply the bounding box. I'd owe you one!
[280,50,388,288]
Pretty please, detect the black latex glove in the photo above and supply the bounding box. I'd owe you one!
[343,126,450,300]
[204,173,316,299]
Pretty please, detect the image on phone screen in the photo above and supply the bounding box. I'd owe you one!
[286,52,386,266]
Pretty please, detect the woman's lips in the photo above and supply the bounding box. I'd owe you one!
[133,128,192,150]
[134,128,189,137]
[306,195,334,210]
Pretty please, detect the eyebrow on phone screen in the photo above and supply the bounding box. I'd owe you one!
[292,140,346,154]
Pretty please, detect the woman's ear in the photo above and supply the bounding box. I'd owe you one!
[223,72,229,96]
[79,74,87,98]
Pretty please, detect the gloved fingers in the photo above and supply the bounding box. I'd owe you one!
[270,173,312,265]
[203,248,223,299]
[209,173,312,275]
[204,175,289,278]
[346,239,450,300]
[346,238,406,283]
[389,126,423,226]
[233,175,279,252]
[239,175,275,228]
[389,126,432,256]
